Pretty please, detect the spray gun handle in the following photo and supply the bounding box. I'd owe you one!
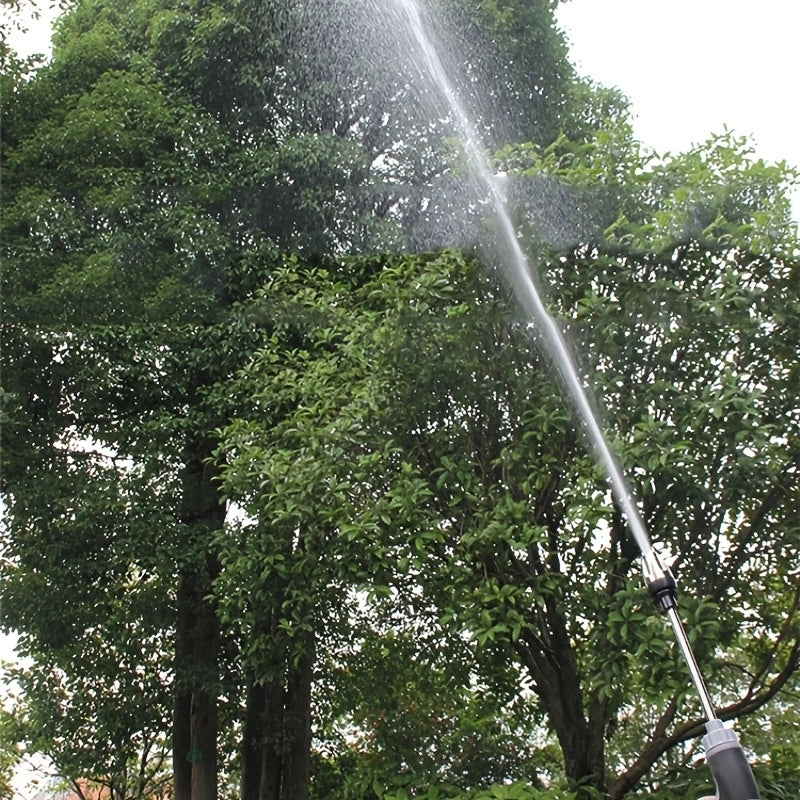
[641,550,761,799]
[702,721,760,800]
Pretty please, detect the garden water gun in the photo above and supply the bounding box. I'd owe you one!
[642,549,761,800]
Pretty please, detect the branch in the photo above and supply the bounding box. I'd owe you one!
[720,636,800,720]
[610,631,800,799]
[718,448,800,590]
[70,778,89,800]
[609,695,679,800]
[745,582,800,695]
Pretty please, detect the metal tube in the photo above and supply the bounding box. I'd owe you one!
[665,606,717,723]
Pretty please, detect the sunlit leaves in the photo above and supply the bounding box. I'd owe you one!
[496,126,799,257]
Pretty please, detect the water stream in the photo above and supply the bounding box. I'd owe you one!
[387,0,655,556]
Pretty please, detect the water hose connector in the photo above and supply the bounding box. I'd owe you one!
[641,548,678,614]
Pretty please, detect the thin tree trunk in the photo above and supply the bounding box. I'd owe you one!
[241,682,267,800]
[259,678,285,800]
[281,641,314,800]
[174,436,226,800]
[173,686,193,800]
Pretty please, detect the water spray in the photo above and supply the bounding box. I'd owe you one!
[388,1,762,797]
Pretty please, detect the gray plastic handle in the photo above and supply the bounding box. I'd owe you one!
[702,721,760,800]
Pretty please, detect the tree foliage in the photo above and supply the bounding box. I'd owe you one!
[1,1,798,800]
[215,130,800,797]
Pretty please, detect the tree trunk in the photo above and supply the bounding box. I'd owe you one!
[174,566,222,800]
[514,598,606,798]
[173,438,226,800]
[191,679,219,800]
[260,677,285,800]
[241,682,267,800]
[281,642,314,800]
[173,688,193,800]
[240,674,287,800]
[511,513,635,797]
[240,633,315,800]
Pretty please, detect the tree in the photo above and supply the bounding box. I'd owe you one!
[4,1,797,799]
[2,1,594,798]
[215,131,799,797]
[0,706,23,800]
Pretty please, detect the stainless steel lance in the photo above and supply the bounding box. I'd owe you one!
[641,549,760,800]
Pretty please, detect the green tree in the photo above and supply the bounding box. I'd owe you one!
[2,1,592,799]
[0,705,23,800]
[215,131,799,797]
[5,2,797,800]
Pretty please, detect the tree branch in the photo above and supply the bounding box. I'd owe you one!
[609,694,679,800]
[610,632,800,799]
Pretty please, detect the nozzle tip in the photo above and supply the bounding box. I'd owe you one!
[642,548,678,613]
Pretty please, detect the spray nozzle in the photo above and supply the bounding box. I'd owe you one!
[642,548,678,613]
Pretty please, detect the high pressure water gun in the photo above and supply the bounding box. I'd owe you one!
[642,550,761,800]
